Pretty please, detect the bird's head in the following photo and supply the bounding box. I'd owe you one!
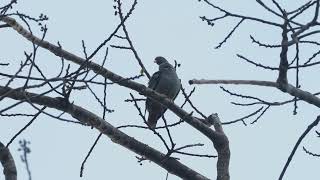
[154,56,174,71]
[154,56,168,65]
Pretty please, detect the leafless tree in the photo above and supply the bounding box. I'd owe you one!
[0,0,320,180]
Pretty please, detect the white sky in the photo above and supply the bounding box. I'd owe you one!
[1,0,320,180]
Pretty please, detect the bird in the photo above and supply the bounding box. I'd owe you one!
[146,56,181,129]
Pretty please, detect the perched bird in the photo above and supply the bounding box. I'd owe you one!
[146,56,181,129]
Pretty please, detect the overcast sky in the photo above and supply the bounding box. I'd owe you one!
[1,0,320,180]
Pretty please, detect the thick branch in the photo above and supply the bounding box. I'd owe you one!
[277,18,289,86]
[189,79,278,87]
[0,85,209,180]
[209,114,230,180]
[0,141,17,180]
[189,79,320,109]
[279,83,320,108]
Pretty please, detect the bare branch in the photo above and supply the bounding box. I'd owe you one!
[18,140,32,180]
[0,85,210,180]
[279,115,320,180]
[6,107,46,148]
[303,146,320,157]
[250,35,281,48]
[0,141,17,180]
[277,17,289,86]
[201,0,282,27]
[80,133,102,177]
[189,79,320,110]
[222,107,264,126]
[215,18,244,49]
[236,54,279,70]
[208,114,230,180]
[116,0,151,79]
[189,79,278,87]
[86,0,138,60]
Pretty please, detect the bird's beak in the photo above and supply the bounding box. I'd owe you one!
[153,60,157,63]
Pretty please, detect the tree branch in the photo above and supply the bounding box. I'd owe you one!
[189,79,278,87]
[279,115,320,180]
[0,141,17,180]
[189,79,320,109]
[209,114,230,180]
[0,85,209,180]
[277,16,289,86]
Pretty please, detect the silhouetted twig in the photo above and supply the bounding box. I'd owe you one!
[6,107,46,148]
[18,139,32,180]
[279,115,320,180]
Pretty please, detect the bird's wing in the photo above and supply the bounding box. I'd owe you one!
[173,79,182,101]
[159,78,181,117]
[148,71,162,90]
[146,71,162,113]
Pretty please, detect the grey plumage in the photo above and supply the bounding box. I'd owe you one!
[146,56,181,129]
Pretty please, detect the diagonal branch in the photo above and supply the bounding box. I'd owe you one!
[279,115,320,180]
[116,0,151,79]
[0,85,210,180]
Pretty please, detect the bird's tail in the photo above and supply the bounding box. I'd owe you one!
[147,112,159,129]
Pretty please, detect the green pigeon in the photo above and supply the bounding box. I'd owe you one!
[146,56,181,129]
